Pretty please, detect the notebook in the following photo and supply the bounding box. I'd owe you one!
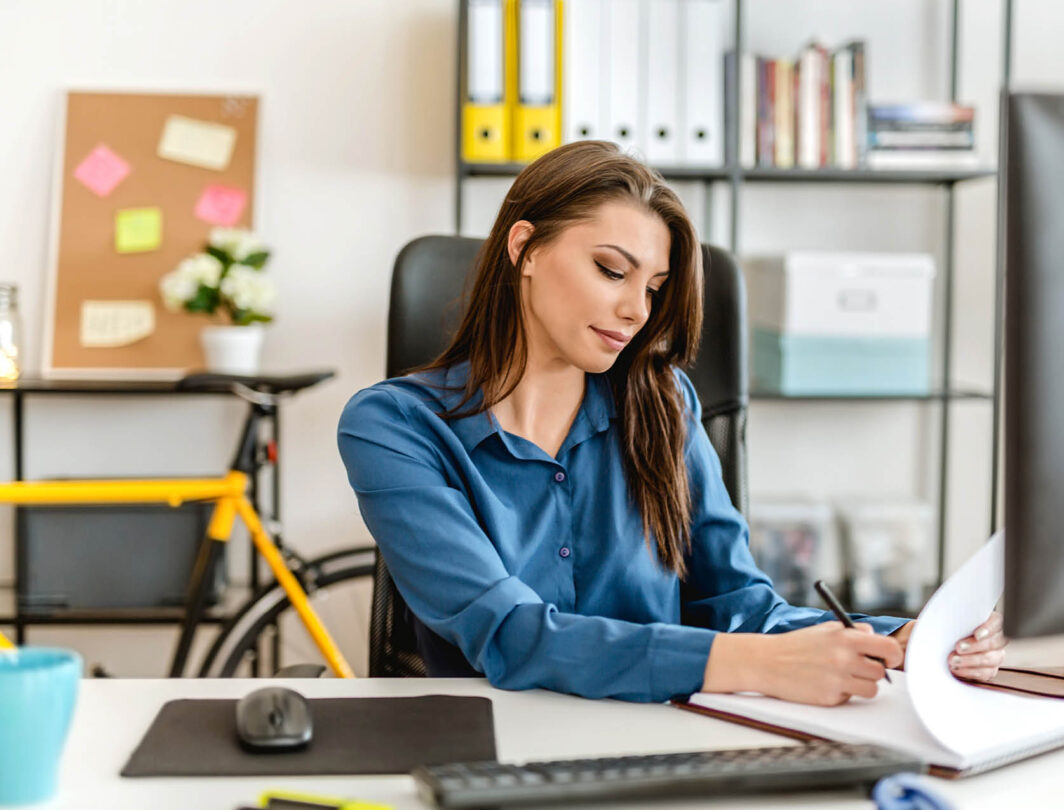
[680,533,1064,778]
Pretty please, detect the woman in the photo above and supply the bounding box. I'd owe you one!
[338,141,1005,704]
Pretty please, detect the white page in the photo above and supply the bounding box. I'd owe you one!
[907,532,1064,767]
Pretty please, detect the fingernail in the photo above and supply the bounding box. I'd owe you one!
[958,641,971,652]
[951,656,963,668]
[976,628,990,640]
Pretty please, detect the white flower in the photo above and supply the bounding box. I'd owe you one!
[221,264,277,315]
[159,272,197,310]
[158,253,224,309]
[209,227,263,262]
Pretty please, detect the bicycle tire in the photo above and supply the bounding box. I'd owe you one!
[198,545,377,678]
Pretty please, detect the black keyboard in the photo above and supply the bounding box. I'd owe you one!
[412,740,925,808]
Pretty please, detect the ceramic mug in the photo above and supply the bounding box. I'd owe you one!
[0,647,82,805]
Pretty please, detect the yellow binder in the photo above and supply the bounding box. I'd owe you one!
[463,0,512,162]
[512,0,563,163]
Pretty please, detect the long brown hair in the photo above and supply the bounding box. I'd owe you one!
[426,141,703,577]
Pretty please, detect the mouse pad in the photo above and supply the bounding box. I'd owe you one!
[120,694,496,777]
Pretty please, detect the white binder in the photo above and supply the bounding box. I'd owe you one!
[680,0,726,166]
[641,0,681,165]
[562,0,605,143]
[605,0,641,154]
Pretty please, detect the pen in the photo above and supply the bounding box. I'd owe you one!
[813,580,892,684]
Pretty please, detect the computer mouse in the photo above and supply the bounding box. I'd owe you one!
[234,686,313,751]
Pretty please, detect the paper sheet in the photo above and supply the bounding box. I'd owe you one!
[114,207,162,253]
[157,115,237,171]
[906,532,1064,763]
[193,184,247,226]
[79,301,155,347]
[73,144,130,197]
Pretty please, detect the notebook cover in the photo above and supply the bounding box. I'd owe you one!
[967,666,1064,699]
[121,694,496,777]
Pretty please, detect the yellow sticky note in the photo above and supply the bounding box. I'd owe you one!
[157,115,237,171]
[115,207,162,253]
[80,300,156,347]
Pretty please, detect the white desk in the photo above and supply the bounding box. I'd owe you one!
[29,677,1064,810]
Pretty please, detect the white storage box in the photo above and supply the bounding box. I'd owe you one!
[836,498,934,613]
[748,498,841,607]
[744,252,936,338]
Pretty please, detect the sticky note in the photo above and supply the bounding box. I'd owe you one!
[157,115,237,171]
[194,184,247,226]
[115,207,162,253]
[73,144,131,197]
[80,301,155,347]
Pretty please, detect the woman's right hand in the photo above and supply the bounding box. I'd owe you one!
[701,622,904,706]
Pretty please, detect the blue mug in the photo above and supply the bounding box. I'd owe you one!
[0,647,82,805]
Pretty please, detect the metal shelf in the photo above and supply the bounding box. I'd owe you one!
[460,161,996,186]
[750,389,994,403]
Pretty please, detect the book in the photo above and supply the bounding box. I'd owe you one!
[865,149,980,170]
[680,534,1064,777]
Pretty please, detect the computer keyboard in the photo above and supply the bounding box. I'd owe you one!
[412,740,925,808]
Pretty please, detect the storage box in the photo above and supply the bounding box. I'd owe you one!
[748,498,842,607]
[17,502,225,614]
[745,252,935,395]
[836,498,934,613]
[752,330,930,395]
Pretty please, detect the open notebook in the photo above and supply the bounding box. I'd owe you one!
[680,533,1064,777]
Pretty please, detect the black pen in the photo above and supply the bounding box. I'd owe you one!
[814,579,893,684]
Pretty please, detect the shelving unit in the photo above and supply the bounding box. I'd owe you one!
[453,0,1014,590]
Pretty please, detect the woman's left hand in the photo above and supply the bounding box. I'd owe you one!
[949,610,1007,682]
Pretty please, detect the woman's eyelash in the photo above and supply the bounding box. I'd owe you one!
[595,261,623,280]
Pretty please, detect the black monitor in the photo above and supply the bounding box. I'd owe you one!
[1003,91,1064,638]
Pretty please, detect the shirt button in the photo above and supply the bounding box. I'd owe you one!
[554,471,566,483]
[559,547,571,558]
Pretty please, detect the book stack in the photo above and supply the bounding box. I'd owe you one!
[732,40,867,169]
[865,102,979,169]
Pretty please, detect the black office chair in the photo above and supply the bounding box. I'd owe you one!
[368,235,749,677]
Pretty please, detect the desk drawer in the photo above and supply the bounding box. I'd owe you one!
[17,502,225,614]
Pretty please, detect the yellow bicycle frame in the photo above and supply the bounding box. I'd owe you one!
[0,472,354,678]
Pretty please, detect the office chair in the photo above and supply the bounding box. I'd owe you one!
[368,235,748,677]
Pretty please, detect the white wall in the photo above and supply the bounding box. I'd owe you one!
[0,0,1060,675]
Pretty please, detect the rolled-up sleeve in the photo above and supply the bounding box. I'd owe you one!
[338,387,715,702]
[674,371,908,637]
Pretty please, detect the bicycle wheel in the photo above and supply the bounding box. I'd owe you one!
[198,545,376,677]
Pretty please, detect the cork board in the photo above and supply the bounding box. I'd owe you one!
[43,91,259,378]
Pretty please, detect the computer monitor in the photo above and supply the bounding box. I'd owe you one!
[1003,91,1064,638]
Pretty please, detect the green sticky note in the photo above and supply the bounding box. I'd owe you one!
[115,207,162,253]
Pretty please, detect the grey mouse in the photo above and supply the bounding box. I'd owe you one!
[235,686,313,751]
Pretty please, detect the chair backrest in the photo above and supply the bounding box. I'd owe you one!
[369,235,748,677]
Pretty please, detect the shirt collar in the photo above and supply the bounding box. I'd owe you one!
[440,361,617,455]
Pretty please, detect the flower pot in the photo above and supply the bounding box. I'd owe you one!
[200,324,265,375]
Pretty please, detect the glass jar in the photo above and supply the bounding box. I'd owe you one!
[0,284,22,382]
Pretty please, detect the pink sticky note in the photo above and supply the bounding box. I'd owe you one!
[73,144,131,198]
[194,184,248,226]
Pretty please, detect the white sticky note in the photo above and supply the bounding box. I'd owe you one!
[80,301,156,348]
[157,115,237,171]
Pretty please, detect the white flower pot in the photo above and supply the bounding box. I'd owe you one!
[200,324,265,375]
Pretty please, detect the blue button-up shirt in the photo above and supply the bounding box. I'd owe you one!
[338,362,906,703]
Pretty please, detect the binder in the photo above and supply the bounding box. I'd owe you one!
[562,0,605,143]
[605,0,640,154]
[680,0,726,167]
[642,0,681,165]
[512,0,562,162]
[463,0,511,162]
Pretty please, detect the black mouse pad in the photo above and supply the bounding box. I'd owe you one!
[120,694,496,777]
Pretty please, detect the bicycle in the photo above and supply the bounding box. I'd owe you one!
[0,372,376,678]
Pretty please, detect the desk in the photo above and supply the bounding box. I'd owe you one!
[29,677,1064,809]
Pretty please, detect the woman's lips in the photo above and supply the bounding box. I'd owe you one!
[591,327,631,352]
